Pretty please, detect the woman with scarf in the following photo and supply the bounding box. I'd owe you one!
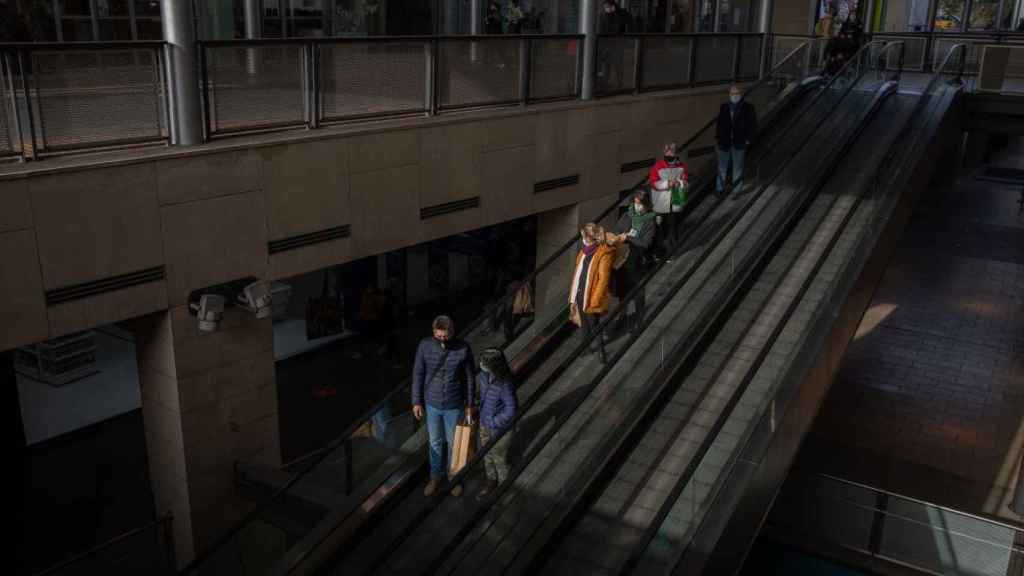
[475,347,518,500]
[569,223,615,363]
[613,189,656,334]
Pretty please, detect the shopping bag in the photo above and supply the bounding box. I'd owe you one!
[306,270,344,340]
[512,282,534,315]
[450,422,476,475]
[671,181,687,208]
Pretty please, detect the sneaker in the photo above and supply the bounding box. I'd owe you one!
[424,478,440,497]
[477,480,498,501]
[450,483,464,497]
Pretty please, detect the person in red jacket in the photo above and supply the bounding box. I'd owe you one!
[648,142,689,260]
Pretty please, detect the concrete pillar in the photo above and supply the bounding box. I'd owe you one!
[132,305,278,567]
[162,0,203,146]
[1012,453,1024,515]
[535,204,581,309]
[580,0,597,99]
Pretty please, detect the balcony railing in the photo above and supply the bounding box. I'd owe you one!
[0,41,170,161]
[1,34,765,161]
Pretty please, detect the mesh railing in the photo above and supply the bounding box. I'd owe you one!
[595,35,639,94]
[319,40,428,121]
[772,473,1024,576]
[0,53,17,158]
[0,42,169,159]
[640,36,692,90]
[597,33,764,95]
[438,37,522,109]
[694,34,741,83]
[203,42,306,135]
[528,36,581,101]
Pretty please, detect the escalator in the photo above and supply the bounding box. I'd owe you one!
[309,42,901,576]
[182,38,847,576]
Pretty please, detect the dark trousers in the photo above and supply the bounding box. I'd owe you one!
[479,426,511,483]
[657,212,682,257]
[581,311,607,361]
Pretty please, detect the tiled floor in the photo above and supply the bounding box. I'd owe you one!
[795,143,1024,525]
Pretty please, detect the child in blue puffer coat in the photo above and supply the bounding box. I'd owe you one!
[475,348,518,501]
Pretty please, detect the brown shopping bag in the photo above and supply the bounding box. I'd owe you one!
[449,422,476,476]
[512,282,534,315]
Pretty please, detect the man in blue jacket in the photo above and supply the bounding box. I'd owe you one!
[716,85,758,194]
[412,315,475,496]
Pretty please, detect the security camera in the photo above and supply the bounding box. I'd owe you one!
[238,280,273,319]
[189,294,225,333]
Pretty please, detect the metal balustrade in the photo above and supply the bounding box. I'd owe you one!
[0,42,169,160]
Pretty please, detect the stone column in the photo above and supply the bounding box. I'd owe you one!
[535,204,581,309]
[132,304,278,567]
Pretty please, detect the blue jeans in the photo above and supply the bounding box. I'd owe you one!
[425,405,461,479]
[716,147,746,192]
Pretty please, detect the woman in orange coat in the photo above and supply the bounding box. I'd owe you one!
[569,223,614,363]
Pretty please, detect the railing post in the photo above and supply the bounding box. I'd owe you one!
[924,33,934,73]
[3,51,26,162]
[305,42,319,129]
[633,36,643,93]
[163,513,177,570]
[580,0,596,99]
[1012,452,1024,515]
[732,34,742,81]
[16,50,37,160]
[519,37,530,105]
[688,36,698,85]
[161,0,202,145]
[425,39,439,115]
[344,438,354,495]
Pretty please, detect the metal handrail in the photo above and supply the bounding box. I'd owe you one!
[32,513,174,576]
[816,472,1024,533]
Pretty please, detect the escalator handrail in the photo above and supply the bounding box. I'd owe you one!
[355,41,882,575]
[659,44,970,576]
[618,80,902,576]
[493,43,905,576]
[179,38,819,576]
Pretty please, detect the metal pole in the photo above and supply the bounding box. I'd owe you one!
[519,38,531,104]
[244,0,261,76]
[1011,452,1023,515]
[162,0,202,145]
[580,0,597,99]
[759,0,775,76]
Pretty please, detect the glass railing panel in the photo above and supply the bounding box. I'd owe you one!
[694,35,738,83]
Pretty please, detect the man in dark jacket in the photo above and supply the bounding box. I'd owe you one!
[597,0,631,90]
[412,315,475,496]
[716,84,757,194]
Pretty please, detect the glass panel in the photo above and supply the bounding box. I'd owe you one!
[60,0,93,16]
[968,0,999,29]
[96,0,130,17]
[697,0,714,31]
[289,16,325,36]
[98,18,133,39]
[670,0,694,31]
[135,17,162,39]
[718,0,755,31]
[291,0,325,17]
[262,16,284,36]
[933,0,965,30]
[264,0,283,16]
[61,18,94,41]
[135,0,162,17]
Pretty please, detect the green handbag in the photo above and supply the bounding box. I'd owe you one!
[671,181,687,207]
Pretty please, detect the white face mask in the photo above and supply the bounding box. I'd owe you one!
[730,94,741,104]
[634,203,645,214]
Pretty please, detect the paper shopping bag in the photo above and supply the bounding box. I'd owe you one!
[449,423,476,476]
